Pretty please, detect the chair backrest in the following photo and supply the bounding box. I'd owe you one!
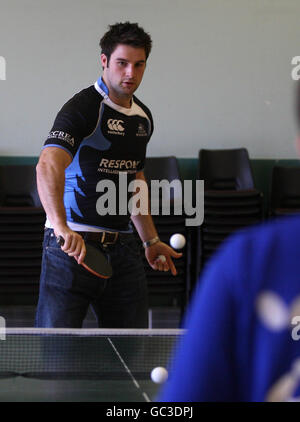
[144,156,181,181]
[198,148,255,190]
[0,165,41,207]
[144,156,182,201]
[270,165,300,210]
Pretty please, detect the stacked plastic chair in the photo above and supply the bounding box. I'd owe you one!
[141,156,192,314]
[0,165,45,305]
[196,148,264,278]
[270,165,300,216]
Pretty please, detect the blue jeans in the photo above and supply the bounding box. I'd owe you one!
[35,229,148,328]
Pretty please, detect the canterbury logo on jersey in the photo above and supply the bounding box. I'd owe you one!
[47,131,75,147]
[107,119,125,136]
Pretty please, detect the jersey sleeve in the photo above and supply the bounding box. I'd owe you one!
[42,98,87,158]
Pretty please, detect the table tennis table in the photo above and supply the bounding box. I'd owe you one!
[0,328,183,402]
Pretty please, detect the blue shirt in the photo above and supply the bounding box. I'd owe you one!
[160,215,300,402]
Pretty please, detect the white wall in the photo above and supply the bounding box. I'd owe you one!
[0,0,299,158]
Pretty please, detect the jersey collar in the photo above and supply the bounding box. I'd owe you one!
[94,76,109,100]
[94,76,135,112]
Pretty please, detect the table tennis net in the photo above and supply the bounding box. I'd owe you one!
[0,328,184,380]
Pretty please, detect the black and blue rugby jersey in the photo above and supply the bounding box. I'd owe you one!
[43,77,153,232]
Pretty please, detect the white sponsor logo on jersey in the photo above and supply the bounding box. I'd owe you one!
[98,158,141,170]
[47,131,75,147]
[107,119,125,136]
[136,123,148,137]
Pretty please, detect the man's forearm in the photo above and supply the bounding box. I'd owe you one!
[131,213,158,243]
[36,148,86,262]
[36,160,67,229]
[131,170,159,242]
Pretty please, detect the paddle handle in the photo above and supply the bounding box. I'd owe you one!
[56,235,65,246]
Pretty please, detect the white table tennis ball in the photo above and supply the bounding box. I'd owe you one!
[157,255,166,263]
[151,367,168,384]
[170,233,186,249]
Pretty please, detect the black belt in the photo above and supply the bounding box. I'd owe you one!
[78,231,119,245]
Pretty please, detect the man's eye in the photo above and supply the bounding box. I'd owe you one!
[118,61,126,66]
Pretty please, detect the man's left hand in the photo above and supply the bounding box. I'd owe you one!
[145,241,182,276]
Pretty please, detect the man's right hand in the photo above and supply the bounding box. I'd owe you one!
[54,226,86,265]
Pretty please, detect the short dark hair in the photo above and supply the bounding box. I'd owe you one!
[99,22,152,65]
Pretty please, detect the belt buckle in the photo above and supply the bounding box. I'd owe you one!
[101,231,118,245]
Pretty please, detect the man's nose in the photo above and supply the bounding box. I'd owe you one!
[125,64,135,78]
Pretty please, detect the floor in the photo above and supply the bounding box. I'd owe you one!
[0,305,182,329]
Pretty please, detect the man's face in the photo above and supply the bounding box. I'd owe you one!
[101,44,147,106]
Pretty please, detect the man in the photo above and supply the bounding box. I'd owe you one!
[35,22,181,328]
[159,83,300,402]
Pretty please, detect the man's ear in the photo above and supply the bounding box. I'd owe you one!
[101,53,108,69]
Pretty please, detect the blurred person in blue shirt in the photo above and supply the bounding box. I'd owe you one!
[160,82,300,402]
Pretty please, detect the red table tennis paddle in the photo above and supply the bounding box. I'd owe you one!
[56,236,112,279]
